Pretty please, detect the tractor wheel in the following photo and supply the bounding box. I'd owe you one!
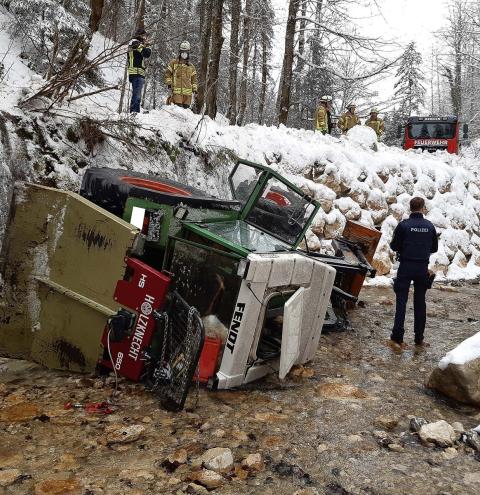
[80,168,238,216]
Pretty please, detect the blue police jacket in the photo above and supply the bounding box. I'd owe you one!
[390,212,438,263]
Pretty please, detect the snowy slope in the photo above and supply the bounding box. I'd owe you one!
[1,15,480,283]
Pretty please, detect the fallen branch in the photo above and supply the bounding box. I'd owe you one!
[68,84,120,102]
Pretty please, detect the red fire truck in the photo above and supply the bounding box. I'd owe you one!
[398,116,469,154]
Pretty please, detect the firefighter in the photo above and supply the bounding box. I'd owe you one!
[338,103,360,134]
[389,197,438,352]
[127,28,151,114]
[165,41,198,109]
[365,108,385,138]
[315,95,333,134]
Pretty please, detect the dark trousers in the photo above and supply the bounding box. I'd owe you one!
[129,76,145,113]
[391,262,429,344]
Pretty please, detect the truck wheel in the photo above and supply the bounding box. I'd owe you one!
[80,168,238,216]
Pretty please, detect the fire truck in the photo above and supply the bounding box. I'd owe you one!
[398,116,469,154]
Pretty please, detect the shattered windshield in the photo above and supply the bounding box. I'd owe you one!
[246,177,316,246]
[204,220,291,252]
[408,123,456,140]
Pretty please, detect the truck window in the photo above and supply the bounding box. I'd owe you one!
[407,123,456,139]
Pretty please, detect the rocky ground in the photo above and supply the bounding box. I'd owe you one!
[1,285,480,495]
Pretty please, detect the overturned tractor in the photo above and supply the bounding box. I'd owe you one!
[0,160,378,410]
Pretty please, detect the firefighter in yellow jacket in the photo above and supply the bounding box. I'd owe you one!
[365,108,385,138]
[338,103,360,134]
[315,95,333,134]
[165,41,198,109]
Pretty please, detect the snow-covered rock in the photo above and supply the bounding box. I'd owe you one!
[427,332,480,407]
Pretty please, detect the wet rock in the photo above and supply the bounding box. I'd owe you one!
[0,402,40,422]
[187,469,224,489]
[427,355,480,407]
[186,483,209,494]
[231,430,249,442]
[290,365,315,379]
[462,430,480,451]
[271,460,312,485]
[316,383,368,400]
[419,421,456,448]
[211,428,226,438]
[451,422,464,434]
[233,465,250,480]
[0,469,21,487]
[409,417,428,433]
[163,448,189,470]
[0,448,23,468]
[200,447,234,473]
[34,478,81,495]
[387,443,405,453]
[254,412,288,422]
[105,424,145,444]
[441,447,458,460]
[119,469,155,481]
[374,415,399,431]
[241,453,264,472]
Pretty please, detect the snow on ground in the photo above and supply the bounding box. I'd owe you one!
[1,13,480,282]
[439,331,480,369]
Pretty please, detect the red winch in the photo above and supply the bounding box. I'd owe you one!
[100,257,171,381]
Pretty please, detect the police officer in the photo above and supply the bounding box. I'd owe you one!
[389,197,438,351]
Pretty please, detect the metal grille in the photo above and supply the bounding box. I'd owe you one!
[148,291,204,411]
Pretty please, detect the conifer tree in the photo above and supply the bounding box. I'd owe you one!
[394,41,426,117]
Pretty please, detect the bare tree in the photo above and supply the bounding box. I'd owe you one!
[227,0,241,124]
[277,0,300,125]
[196,0,213,113]
[237,0,252,126]
[205,0,225,118]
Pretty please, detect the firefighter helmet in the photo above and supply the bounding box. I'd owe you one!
[347,103,356,109]
[320,95,332,103]
[179,41,191,51]
[371,108,379,113]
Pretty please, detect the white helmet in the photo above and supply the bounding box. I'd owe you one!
[320,95,332,102]
[371,107,379,113]
[179,41,191,51]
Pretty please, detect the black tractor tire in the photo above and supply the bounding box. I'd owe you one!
[80,168,239,217]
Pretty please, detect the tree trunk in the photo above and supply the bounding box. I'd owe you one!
[196,0,213,113]
[227,0,241,125]
[297,0,307,72]
[250,37,258,123]
[205,0,225,119]
[136,0,146,31]
[237,0,251,126]
[277,0,299,125]
[258,31,268,125]
[89,0,105,33]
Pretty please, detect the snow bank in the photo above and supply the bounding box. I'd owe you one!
[438,332,480,369]
[1,11,480,282]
